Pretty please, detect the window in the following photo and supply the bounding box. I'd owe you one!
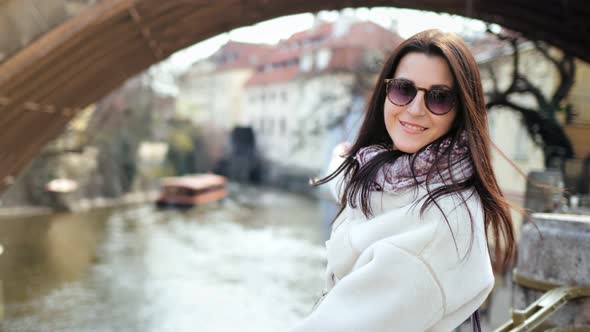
[280,118,286,134]
[268,118,274,134]
[300,53,313,72]
[316,48,331,70]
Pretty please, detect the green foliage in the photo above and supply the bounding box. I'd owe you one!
[164,122,202,175]
[169,130,194,152]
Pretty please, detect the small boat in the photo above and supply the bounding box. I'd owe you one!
[155,174,227,208]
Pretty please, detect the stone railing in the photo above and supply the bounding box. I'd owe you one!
[495,213,590,331]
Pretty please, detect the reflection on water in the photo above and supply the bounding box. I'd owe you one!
[0,187,326,332]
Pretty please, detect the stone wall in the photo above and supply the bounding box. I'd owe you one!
[514,213,590,328]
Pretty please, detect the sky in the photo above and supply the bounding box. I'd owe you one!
[150,7,491,94]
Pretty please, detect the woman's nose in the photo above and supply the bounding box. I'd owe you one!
[406,91,427,116]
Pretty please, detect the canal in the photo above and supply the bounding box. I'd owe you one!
[0,186,330,332]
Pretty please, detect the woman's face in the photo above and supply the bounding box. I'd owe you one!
[383,52,457,153]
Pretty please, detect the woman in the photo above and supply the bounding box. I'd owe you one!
[290,30,515,332]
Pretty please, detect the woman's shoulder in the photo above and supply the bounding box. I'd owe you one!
[371,186,485,260]
[370,185,482,220]
[416,186,483,223]
[415,187,491,280]
[417,187,485,248]
[344,187,478,256]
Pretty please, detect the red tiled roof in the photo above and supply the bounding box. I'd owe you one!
[212,41,273,71]
[326,46,366,71]
[257,23,332,64]
[285,21,333,43]
[243,21,404,86]
[327,21,403,53]
[260,47,301,65]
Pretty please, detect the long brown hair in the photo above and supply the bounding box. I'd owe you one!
[316,29,515,271]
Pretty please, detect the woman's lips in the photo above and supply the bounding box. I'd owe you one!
[399,120,427,133]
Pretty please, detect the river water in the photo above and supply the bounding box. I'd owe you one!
[0,187,330,332]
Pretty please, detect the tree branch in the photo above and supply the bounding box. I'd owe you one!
[533,41,576,110]
[486,26,520,95]
[516,75,552,111]
[487,101,574,159]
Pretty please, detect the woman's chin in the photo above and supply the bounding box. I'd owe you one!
[395,142,421,154]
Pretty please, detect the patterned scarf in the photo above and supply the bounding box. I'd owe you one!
[354,134,473,194]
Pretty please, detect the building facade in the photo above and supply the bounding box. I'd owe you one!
[242,20,403,176]
[177,41,273,131]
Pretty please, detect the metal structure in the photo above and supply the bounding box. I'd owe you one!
[0,0,589,191]
[495,271,590,331]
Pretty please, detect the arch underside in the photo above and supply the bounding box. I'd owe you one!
[0,0,588,191]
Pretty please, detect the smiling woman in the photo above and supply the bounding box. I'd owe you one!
[383,53,458,153]
[299,29,516,332]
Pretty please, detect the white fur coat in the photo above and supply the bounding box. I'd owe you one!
[290,153,494,332]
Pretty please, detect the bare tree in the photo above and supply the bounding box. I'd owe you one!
[483,28,576,169]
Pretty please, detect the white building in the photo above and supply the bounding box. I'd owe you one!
[177,41,273,131]
[243,20,403,175]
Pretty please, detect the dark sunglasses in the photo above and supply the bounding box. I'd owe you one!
[384,78,457,115]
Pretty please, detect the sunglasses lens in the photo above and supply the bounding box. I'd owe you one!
[388,80,416,106]
[425,89,455,115]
